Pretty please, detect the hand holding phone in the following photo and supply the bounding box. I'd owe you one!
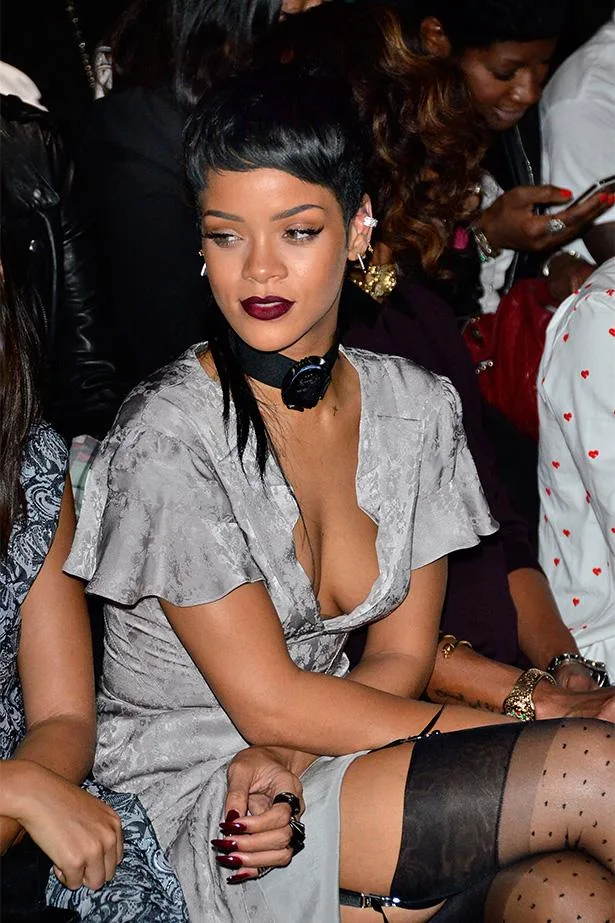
[569,175,615,208]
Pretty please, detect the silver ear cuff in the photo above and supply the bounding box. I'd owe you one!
[362,215,378,228]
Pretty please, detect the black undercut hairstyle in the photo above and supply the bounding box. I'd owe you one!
[184,62,366,474]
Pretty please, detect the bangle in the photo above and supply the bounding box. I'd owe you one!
[502,668,556,721]
[541,249,582,278]
[440,633,473,659]
[470,225,501,262]
[546,652,610,687]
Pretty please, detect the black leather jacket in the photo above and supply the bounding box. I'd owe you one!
[1,94,119,441]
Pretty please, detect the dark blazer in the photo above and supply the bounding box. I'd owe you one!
[79,86,214,395]
[1,94,119,441]
[341,277,541,666]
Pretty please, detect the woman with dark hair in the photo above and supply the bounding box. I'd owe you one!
[67,63,614,923]
[80,0,319,396]
[265,0,615,718]
[399,0,609,308]
[0,259,306,919]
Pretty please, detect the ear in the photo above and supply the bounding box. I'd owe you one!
[420,16,452,57]
[347,195,375,264]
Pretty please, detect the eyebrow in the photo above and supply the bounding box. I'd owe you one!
[202,204,325,222]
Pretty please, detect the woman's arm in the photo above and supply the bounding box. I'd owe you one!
[426,621,615,722]
[347,558,446,698]
[13,481,96,778]
[0,483,122,889]
[162,556,502,758]
[508,567,597,689]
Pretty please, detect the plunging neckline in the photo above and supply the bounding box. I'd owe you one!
[192,343,427,635]
[280,347,383,625]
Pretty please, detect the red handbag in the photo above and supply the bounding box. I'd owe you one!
[462,278,553,441]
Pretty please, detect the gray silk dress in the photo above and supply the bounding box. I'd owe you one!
[65,345,496,923]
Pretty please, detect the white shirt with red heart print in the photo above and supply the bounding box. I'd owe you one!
[538,256,615,680]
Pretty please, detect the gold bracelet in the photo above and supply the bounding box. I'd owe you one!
[440,633,473,659]
[502,668,556,721]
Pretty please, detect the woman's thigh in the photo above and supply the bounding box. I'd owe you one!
[339,716,614,906]
[339,708,515,898]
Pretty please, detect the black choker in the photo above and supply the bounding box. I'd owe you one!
[229,333,339,411]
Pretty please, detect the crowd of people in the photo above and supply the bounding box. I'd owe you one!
[1,1,614,922]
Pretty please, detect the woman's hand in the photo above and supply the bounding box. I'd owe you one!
[477,185,612,254]
[554,661,601,693]
[9,760,123,891]
[534,683,615,722]
[212,746,308,883]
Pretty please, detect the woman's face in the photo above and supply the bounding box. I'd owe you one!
[200,168,369,359]
[458,38,557,130]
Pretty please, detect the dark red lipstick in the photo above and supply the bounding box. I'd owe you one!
[240,296,294,320]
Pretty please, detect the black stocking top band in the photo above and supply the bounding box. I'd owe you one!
[229,332,339,411]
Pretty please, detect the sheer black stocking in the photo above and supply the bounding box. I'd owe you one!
[389,718,614,920]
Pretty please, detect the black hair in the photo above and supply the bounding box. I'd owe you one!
[184,62,366,473]
[110,0,283,108]
[399,0,570,53]
[0,272,44,556]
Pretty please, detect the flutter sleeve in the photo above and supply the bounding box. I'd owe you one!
[410,376,498,570]
[65,423,263,607]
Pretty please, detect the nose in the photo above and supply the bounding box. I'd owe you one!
[510,68,543,108]
[241,237,287,284]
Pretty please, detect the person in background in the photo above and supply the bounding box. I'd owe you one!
[266,1,615,721]
[538,257,615,686]
[80,0,321,398]
[397,0,611,312]
[384,0,613,541]
[0,1,129,150]
[0,74,119,445]
[541,2,615,283]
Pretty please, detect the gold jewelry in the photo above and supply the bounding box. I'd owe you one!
[502,668,556,721]
[349,263,398,302]
[440,633,473,659]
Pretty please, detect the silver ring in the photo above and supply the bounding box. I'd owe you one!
[546,216,567,235]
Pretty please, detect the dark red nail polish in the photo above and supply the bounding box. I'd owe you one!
[216,855,243,870]
[227,872,252,885]
[211,838,238,852]
[219,821,247,835]
[225,810,240,823]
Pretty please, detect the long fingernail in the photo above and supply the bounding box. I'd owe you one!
[219,821,247,834]
[227,872,252,884]
[225,810,240,823]
[211,838,238,852]
[216,855,243,870]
